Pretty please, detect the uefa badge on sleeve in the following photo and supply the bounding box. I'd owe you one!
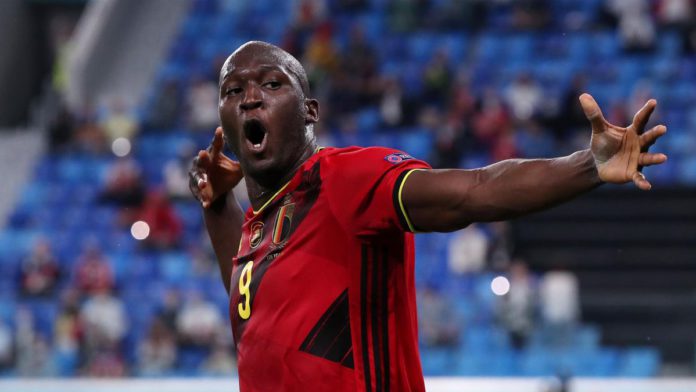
[384,152,414,164]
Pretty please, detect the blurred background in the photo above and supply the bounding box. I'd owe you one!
[0,0,695,389]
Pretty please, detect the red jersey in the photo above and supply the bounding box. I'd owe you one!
[230,146,430,391]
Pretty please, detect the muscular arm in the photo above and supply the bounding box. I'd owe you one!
[191,127,245,295]
[402,94,669,232]
[402,149,601,232]
[202,191,244,294]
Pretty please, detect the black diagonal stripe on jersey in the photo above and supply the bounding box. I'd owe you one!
[371,245,383,392]
[232,162,324,346]
[342,348,354,368]
[381,246,391,392]
[360,244,372,392]
[392,170,413,232]
[299,289,353,368]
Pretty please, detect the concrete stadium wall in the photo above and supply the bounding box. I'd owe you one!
[0,0,42,126]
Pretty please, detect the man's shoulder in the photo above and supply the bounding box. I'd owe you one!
[318,145,415,165]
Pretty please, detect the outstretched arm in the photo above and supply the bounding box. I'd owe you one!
[190,127,245,293]
[402,94,668,232]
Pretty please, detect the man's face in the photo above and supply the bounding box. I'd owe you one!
[218,46,317,188]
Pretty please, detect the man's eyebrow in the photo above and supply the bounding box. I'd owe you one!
[220,64,285,84]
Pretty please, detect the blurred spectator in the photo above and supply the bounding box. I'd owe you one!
[303,22,340,91]
[15,308,55,377]
[82,345,127,377]
[424,0,487,31]
[388,0,429,32]
[472,89,513,157]
[201,344,237,376]
[511,0,550,30]
[422,49,453,106]
[447,77,477,122]
[164,142,197,200]
[487,222,514,269]
[497,260,536,349]
[429,116,467,168]
[539,269,580,348]
[100,98,139,143]
[0,320,13,371]
[655,0,696,54]
[137,316,177,376]
[97,158,146,209]
[447,224,489,275]
[555,75,589,142]
[606,0,656,52]
[505,73,543,124]
[417,284,460,347]
[17,334,55,377]
[656,0,694,29]
[146,79,183,130]
[293,0,327,34]
[73,119,109,156]
[200,331,237,376]
[137,190,183,249]
[53,288,82,375]
[48,105,74,153]
[80,288,128,354]
[176,291,224,348]
[187,77,219,132]
[73,242,114,295]
[188,242,219,278]
[379,77,405,128]
[19,238,61,297]
[158,289,182,332]
[331,26,380,114]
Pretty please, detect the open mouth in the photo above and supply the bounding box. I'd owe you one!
[243,119,267,152]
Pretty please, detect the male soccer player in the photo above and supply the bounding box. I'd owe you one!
[189,41,667,391]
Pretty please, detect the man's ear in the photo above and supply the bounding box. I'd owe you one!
[305,98,319,124]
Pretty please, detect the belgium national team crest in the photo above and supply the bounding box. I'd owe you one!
[272,202,295,245]
[249,221,264,248]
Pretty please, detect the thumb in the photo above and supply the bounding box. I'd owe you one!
[579,93,606,133]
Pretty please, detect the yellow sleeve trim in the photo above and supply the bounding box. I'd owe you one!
[252,180,292,216]
[397,169,425,233]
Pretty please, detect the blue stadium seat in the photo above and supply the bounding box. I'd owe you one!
[420,347,455,376]
[159,252,193,284]
[619,348,660,377]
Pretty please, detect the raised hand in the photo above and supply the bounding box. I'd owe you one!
[189,127,244,208]
[580,93,668,190]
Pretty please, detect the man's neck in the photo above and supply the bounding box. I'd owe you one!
[247,144,316,211]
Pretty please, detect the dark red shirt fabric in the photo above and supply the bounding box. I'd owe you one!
[230,146,430,391]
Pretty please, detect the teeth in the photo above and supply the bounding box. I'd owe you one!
[253,144,261,148]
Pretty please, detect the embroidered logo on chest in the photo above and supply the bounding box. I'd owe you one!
[272,201,295,245]
[249,221,264,248]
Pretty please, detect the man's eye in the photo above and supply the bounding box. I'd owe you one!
[225,87,242,96]
[264,81,281,89]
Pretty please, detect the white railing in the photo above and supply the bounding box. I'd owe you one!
[1,377,695,392]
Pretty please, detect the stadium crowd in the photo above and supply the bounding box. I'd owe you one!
[1,0,689,377]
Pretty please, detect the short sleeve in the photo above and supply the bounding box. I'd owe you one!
[323,147,430,237]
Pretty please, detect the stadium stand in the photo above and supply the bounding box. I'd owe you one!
[4,0,696,379]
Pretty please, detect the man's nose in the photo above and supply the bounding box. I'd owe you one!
[240,84,263,111]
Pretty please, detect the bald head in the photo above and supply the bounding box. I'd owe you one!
[220,41,310,97]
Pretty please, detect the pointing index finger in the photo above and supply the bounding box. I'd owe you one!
[210,127,224,158]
